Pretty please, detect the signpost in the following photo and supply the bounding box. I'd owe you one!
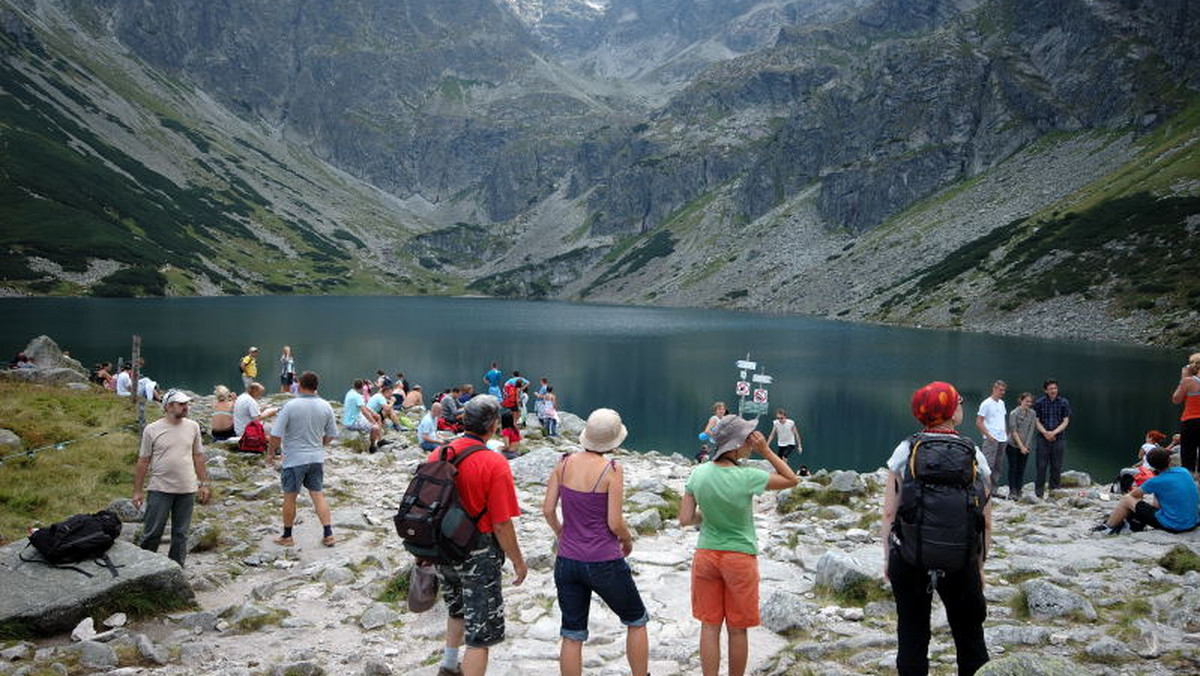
[734,353,772,420]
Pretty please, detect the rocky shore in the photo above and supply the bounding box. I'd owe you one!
[2,389,1199,676]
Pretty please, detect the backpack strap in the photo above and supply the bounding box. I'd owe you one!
[447,443,490,523]
[18,543,96,578]
[93,554,122,578]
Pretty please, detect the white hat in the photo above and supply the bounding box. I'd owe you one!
[162,389,192,408]
[578,408,628,453]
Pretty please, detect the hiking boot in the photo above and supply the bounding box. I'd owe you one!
[322,534,336,547]
[273,536,294,546]
[436,667,462,676]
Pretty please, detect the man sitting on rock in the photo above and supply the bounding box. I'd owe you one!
[1093,447,1199,535]
[418,402,445,452]
[234,382,278,437]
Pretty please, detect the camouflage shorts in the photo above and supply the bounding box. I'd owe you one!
[437,535,506,647]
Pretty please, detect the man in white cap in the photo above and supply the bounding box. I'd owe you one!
[131,389,211,566]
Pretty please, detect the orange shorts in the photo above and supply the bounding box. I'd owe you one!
[690,549,760,628]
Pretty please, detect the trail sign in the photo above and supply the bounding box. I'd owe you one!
[736,360,757,370]
[753,388,768,404]
[735,381,750,396]
[742,402,768,416]
[752,374,773,384]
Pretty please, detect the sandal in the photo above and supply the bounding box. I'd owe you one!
[322,535,336,547]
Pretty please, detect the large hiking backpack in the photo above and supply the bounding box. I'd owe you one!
[894,432,988,574]
[21,510,123,577]
[501,382,520,409]
[238,419,268,453]
[394,443,488,564]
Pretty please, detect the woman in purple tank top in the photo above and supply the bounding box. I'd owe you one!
[542,408,649,676]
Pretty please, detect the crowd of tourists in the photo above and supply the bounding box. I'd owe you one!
[107,344,1200,676]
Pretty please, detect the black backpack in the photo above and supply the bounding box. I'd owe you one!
[894,433,988,574]
[21,510,123,577]
[394,443,489,564]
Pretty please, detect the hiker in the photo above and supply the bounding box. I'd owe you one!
[394,372,411,396]
[501,372,528,425]
[93,362,115,390]
[279,345,295,394]
[1005,392,1036,499]
[369,381,408,432]
[234,382,278,437]
[343,378,383,453]
[458,384,476,405]
[498,410,521,459]
[1094,447,1199,534]
[417,402,445,452]
[239,346,259,390]
[1171,353,1200,482]
[210,385,236,440]
[1032,379,1071,498]
[484,362,504,398]
[881,381,991,676]
[766,407,802,460]
[541,386,560,437]
[696,401,727,463]
[431,395,527,676]
[115,363,133,396]
[131,389,211,566]
[975,380,1007,492]
[679,415,799,676]
[402,384,425,412]
[542,408,649,676]
[268,371,339,548]
[1118,429,1169,491]
[534,377,549,425]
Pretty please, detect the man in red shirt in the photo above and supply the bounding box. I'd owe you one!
[431,395,528,676]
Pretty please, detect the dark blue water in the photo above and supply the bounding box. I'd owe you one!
[2,296,1189,479]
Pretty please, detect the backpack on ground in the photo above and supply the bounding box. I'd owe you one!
[21,510,123,577]
[238,419,268,453]
[501,383,519,409]
[893,432,988,574]
[394,443,488,564]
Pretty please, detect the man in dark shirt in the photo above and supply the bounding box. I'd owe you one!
[1032,379,1071,498]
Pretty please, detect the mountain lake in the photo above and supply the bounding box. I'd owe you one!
[2,295,1190,481]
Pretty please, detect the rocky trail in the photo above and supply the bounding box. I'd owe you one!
[2,390,1199,676]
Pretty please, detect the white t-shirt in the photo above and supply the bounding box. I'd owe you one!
[1140,442,1157,469]
[976,397,1008,442]
[233,392,261,436]
[115,371,132,396]
[887,433,992,480]
[773,418,799,446]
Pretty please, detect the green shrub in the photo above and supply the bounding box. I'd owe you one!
[377,569,411,604]
[1159,544,1200,575]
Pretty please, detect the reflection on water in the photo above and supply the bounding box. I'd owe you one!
[3,296,1187,478]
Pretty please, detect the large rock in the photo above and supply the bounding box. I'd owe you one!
[814,551,877,593]
[1059,471,1092,488]
[508,447,563,485]
[1021,579,1097,621]
[975,654,1089,676]
[359,603,401,630]
[0,429,21,455]
[828,470,866,494]
[22,336,87,375]
[557,412,586,437]
[760,590,815,634]
[0,367,89,386]
[0,540,193,637]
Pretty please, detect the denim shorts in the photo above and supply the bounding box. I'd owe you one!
[438,536,506,648]
[554,556,648,641]
[280,463,324,493]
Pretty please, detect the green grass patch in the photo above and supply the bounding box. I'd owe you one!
[656,487,682,522]
[1008,588,1031,620]
[1004,570,1043,585]
[376,569,411,605]
[0,382,148,543]
[1158,544,1200,575]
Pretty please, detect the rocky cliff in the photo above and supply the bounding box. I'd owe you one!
[2,0,1198,346]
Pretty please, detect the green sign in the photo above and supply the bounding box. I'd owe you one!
[741,401,768,416]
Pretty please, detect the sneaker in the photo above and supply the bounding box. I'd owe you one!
[273,536,294,546]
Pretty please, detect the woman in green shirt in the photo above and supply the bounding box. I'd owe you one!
[680,415,799,676]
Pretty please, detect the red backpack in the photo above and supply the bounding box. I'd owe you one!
[502,382,520,408]
[238,420,268,453]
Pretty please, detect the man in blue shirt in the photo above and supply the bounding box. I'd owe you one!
[1032,379,1071,498]
[343,379,382,453]
[1095,447,1199,534]
[484,362,504,399]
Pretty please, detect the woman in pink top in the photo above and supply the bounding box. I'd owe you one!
[542,408,648,676]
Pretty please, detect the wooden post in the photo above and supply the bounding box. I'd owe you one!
[132,335,145,435]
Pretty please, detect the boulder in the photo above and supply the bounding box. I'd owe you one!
[508,447,563,485]
[22,336,86,375]
[0,540,193,637]
[135,633,167,665]
[1021,579,1097,621]
[557,412,586,437]
[760,590,815,634]
[629,509,662,534]
[0,366,89,386]
[985,624,1051,646]
[828,470,866,494]
[1059,471,1092,488]
[359,602,401,630]
[106,499,143,523]
[0,429,21,455]
[975,654,1089,676]
[74,640,117,669]
[362,657,393,675]
[627,492,668,510]
[814,551,877,593]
